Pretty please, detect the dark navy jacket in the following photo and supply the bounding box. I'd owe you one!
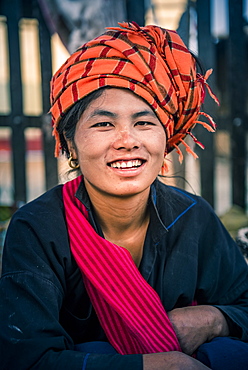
[1,179,248,369]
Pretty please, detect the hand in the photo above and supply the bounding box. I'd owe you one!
[168,305,229,355]
[143,352,211,369]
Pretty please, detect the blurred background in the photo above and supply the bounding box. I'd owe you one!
[0,0,248,257]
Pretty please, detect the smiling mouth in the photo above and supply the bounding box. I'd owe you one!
[108,159,144,169]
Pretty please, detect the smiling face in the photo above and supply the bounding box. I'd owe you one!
[67,88,166,200]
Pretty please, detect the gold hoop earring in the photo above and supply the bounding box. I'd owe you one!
[68,154,80,169]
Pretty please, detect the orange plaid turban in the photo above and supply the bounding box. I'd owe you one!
[50,22,218,163]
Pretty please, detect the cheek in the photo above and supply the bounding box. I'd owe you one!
[74,131,107,170]
[74,130,94,156]
[154,132,167,169]
[152,130,167,156]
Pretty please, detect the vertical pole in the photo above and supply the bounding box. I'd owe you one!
[228,0,246,209]
[3,0,27,204]
[173,0,191,189]
[126,0,145,26]
[196,0,217,207]
[36,3,58,190]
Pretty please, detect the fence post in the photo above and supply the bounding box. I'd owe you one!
[4,0,27,204]
[196,0,217,207]
[228,0,246,210]
[36,4,58,190]
[126,0,145,25]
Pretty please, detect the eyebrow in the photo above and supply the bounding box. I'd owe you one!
[89,109,157,119]
[132,110,157,119]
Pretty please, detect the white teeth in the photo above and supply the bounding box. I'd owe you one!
[110,160,142,168]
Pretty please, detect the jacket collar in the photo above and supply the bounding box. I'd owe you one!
[75,177,197,238]
[75,177,197,281]
[151,178,197,230]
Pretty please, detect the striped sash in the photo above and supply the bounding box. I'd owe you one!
[63,176,181,354]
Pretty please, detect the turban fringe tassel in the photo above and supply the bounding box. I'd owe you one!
[168,69,219,166]
[53,124,61,158]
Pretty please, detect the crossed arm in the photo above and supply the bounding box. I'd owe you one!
[143,305,229,369]
[168,305,229,355]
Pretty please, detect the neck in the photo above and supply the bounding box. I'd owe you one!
[84,180,151,266]
[85,181,150,231]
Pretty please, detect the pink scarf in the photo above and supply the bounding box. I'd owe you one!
[63,176,181,354]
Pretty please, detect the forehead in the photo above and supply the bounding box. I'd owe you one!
[81,88,157,119]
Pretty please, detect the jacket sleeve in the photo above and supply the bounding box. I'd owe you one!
[0,198,143,370]
[196,201,248,341]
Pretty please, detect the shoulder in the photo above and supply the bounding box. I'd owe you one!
[154,180,242,253]
[5,184,68,256]
[19,184,64,212]
[5,184,66,256]
[11,184,64,225]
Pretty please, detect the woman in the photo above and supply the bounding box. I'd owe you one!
[0,22,248,370]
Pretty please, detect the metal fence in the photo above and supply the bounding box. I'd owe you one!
[0,0,247,212]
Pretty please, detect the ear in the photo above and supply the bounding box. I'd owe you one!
[67,140,77,159]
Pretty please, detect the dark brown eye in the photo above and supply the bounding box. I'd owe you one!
[135,121,155,126]
[92,122,113,127]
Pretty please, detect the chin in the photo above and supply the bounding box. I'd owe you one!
[109,183,151,198]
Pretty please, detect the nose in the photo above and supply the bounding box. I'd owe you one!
[112,127,140,150]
